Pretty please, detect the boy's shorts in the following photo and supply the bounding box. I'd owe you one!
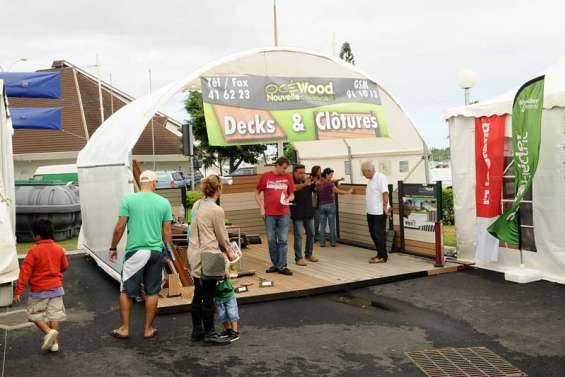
[214,295,239,323]
[27,296,66,322]
[121,250,163,298]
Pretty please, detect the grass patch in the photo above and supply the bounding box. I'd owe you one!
[17,236,79,255]
[443,225,456,247]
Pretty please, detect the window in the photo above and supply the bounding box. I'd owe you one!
[501,136,536,251]
[399,160,409,173]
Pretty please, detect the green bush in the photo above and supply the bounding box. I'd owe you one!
[442,187,455,225]
[186,191,204,208]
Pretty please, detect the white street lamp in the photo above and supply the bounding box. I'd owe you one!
[0,58,28,72]
[457,69,478,105]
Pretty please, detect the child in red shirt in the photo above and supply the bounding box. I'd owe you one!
[14,219,69,352]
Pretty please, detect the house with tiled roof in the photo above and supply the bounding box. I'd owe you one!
[9,60,187,179]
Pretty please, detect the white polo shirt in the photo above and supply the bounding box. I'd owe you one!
[366,172,389,215]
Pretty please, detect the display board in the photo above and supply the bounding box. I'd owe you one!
[398,181,442,257]
[201,76,388,146]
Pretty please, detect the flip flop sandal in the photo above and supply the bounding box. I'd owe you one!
[144,329,159,339]
[110,329,129,340]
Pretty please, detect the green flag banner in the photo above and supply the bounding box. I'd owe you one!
[201,75,389,146]
[488,76,544,244]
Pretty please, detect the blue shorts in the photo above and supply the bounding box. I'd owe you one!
[214,295,239,323]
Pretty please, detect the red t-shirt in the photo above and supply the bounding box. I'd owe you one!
[256,171,296,216]
[15,240,69,296]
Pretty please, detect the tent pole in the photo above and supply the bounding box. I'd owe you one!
[423,141,431,184]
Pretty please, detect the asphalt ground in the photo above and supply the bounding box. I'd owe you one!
[3,254,564,377]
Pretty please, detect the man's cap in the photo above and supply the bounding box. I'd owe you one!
[139,170,158,183]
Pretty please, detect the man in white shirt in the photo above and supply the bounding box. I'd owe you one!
[361,161,389,263]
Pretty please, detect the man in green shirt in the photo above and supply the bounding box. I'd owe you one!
[108,170,173,340]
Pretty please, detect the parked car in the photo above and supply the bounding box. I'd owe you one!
[180,170,204,187]
[229,167,257,176]
[155,171,185,189]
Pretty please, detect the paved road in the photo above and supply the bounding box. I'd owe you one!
[3,254,565,376]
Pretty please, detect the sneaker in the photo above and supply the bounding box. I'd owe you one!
[306,256,319,262]
[204,331,231,345]
[220,329,232,338]
[191,328,205,342]
[50,343,59,352]
[229,331,240,342]
[319,244,326,248]
[278,268,293,276]
[266,266,278,273]
[331,244,337,247]
[41,329,59,351]
[295,258,307,266]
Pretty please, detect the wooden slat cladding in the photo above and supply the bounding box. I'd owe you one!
[221,175,264,233]
[157,188,184,208]
[10,62,181,156]
[222,175,260,194]
[337,184,372,247]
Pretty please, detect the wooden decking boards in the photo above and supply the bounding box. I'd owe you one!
[157,235,462,314]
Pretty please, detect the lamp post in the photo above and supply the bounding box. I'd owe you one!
[457,69,478,105]
[0,58,28,72]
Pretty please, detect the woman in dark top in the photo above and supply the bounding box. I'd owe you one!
[317,168,352,247]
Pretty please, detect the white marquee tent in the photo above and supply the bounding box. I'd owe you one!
[0,80,20,289]
[445,57,565,283]
[77,47,430,280]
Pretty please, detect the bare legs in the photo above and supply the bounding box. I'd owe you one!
[114,292,158,337]
[143,295,158,337]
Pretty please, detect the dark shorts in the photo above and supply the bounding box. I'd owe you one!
[121,250,163,298]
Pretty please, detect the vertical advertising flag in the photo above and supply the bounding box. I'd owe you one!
[474,115,505,263]
[488,76,544,244]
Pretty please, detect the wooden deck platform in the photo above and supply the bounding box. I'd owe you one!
[157,236,462,314]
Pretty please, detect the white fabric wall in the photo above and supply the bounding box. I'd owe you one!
[0,81,19,284]
[449,109,565,283]
[78,165,133,281]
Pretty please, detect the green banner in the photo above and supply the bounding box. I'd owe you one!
[488,76,544,244]
[201,76,388,146]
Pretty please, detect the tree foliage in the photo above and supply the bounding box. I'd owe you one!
[430,147,450,162]
[339,42,355,65]
[184,91,267,174]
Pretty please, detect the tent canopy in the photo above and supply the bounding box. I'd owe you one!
[0,80,20,284]
[77,47,429,280]
[445,57,565,283]
[77,47,426,169]
[445,57,565,119]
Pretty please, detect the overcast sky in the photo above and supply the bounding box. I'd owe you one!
[2,0,564,147]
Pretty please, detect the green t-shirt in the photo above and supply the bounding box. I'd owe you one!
[118,192,173,254]
[215,278,235,300]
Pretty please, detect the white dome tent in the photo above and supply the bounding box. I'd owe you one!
[77,47,430,280]
[445,57,565,283]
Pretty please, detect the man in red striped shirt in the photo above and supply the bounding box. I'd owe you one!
[14,219,69,353]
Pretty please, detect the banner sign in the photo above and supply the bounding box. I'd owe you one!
[201,75,389,146]
[10,107,62,130]
[0,72,61,99]
[475,115,505,218]
[488,76,544,244]
[398,181,442,257]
